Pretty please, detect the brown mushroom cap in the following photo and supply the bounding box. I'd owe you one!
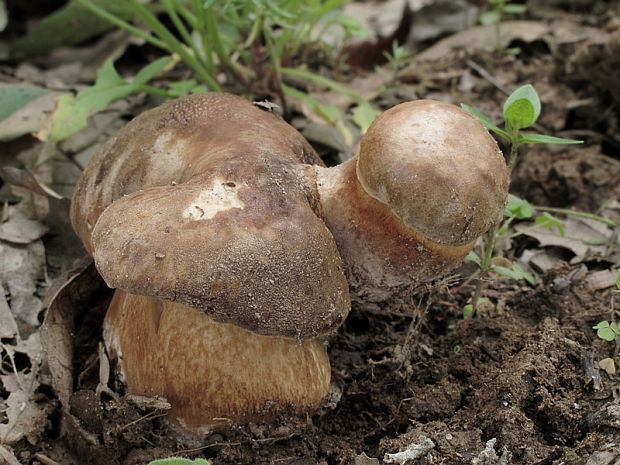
[71,93,350,339]
[357,100,509,246]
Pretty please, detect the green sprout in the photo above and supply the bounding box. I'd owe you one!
[461,84,582,317]
[593,268,620,367]
[382,40,411,83]
[479,0,527,53]
[57,0,374,141]
[593,320,619,343]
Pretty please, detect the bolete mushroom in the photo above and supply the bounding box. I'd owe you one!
[71,93,508,432]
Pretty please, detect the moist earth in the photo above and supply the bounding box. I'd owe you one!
[3,2,620,465]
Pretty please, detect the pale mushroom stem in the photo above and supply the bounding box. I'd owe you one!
[104,290,331,432]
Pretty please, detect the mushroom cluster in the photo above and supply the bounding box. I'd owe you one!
[71,93,508,432]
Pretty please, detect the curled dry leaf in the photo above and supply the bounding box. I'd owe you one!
[0,166,63,200]
[515,217,610,263]
[40,261,104,408]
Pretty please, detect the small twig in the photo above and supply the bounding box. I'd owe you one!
[117,411,167,432]
[466,60,511,95]
[176,441,243,454]
[0,446,22,465]
[33,453,63,465]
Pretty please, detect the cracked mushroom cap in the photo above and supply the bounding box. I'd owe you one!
[357,99,509,246]
[71,93,350,339]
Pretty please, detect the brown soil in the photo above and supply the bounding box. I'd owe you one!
[3,2,620,465]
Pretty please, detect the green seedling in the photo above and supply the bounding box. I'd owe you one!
[461,84,582,317]
[593,320,619,343]
[71,0,374,139]
[479,0,527,54]
[382,40,411,84]
[593,269,620,366]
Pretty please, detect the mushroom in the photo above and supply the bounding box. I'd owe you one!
[71,93,508,432]
[315,99,509,301]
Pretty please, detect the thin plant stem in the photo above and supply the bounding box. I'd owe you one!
[494,20,501,54]
[471,226,498,312]
[127,0,220,91]
[281,67,367,105]
[161,1,196,53]
[506,138,520,176]
[534,206,618,228]
[204,7,252,87]
[74,0,168,49]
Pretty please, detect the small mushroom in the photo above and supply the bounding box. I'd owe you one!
[315,99,509,301]
[71,93,508,432]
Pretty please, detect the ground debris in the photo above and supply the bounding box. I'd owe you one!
[472,438,511,465]
[383,437,435,464]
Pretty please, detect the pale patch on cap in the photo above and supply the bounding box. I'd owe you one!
[182,179,245,220]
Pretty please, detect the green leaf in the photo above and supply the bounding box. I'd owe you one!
[50,58,168,141]
[0,0,7,32]
[493,263,536,285]
[593,321,619,342]
[351,102,379,133]
[168,80,207,97]
[336,14,368,37]
[463,304,474,320]
[615,269,620,291]
[505,194,533,220]
[479,10,501,25]
[534,212,565,236]
[465,251,481,267]
[0,85,50,122]
[503,84,541,129]
[49,95,91,141]
[132,56,172,85]
[503,4,527,14]
[148,459,210,465]
[460,104,510,140]
[518,133,583,145]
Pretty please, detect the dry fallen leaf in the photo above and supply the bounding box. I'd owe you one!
[515,217,610,263]
[40,261,104,408]
[354,451,380,465]
[598,358,616,376]
[0,167,63,200]
[0,346,46,446]
[0,205,48,244]
[0,239,47,327]
[417,21,549,61]
[586,270,619,291]
[0,89,60,142]
[0,445,22,465]
[0,292,18,338]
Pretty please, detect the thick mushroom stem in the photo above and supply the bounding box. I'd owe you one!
[104,290,331,431]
